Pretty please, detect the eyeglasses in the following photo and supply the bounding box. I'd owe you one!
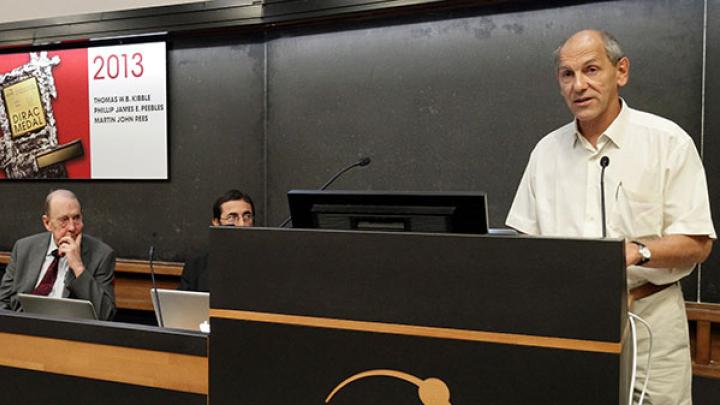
[53,215,83,228]
[220,212,254,225]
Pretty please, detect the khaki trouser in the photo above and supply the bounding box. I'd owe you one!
[631,283,692,405]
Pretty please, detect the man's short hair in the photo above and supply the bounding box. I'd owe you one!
[553,30,626,69]
[598,31,625,65]
[43,189,81,216]
[212,190,255,220]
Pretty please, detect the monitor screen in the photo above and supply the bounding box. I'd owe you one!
[287,190,488,234]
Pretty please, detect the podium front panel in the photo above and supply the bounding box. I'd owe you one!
[209,228,629,404]
[210,318,625,404]
[209,227,626,342]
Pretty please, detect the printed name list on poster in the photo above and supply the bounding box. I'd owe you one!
[89,42,167,179]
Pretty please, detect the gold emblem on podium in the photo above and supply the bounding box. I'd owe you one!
[326,369,452,405]
[0,52,84,179]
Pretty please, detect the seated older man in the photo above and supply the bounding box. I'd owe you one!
[0,189,116,320]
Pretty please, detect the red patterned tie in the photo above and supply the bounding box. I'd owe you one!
[32,250,60,296]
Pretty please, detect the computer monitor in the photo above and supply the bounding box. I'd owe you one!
[287,190,488,234]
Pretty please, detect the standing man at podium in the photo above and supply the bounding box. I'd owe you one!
[179,189,255,292]
[506,30,715,404]
[0,189,116,320]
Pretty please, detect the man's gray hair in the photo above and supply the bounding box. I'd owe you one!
[44,189,81,215]
[553,30,626,69]
[599,31,625,64]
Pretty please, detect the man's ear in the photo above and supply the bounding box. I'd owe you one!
[42,214,52,232]
[211,218,220,226]
[616,56,630,87]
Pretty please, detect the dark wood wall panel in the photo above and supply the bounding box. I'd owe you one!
[701,0,720,302]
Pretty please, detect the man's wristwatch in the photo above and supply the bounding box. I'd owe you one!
[631,241,651,266]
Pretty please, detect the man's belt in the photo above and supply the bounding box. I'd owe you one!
[629,282,673,302]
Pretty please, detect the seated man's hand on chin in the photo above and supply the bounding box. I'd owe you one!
[58,233,85,277]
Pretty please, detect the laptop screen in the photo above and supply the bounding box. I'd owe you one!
[150,288,209,331]
[17,293,97,320]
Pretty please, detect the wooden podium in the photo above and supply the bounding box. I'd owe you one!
[209,227,630,404]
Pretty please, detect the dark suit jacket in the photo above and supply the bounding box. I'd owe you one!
[178,253,209,292]
[0,232,116,321]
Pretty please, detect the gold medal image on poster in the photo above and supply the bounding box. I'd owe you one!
[2,77,47,138]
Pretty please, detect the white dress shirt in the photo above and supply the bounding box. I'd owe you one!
[506,100,716,288]
[34,234,70,297]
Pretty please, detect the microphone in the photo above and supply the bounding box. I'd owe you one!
[600,156,610,238]
[319,157,372,190]
[148,245,164,328]
[279,157,372,227]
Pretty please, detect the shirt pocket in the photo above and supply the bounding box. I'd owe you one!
[609,182,663,239]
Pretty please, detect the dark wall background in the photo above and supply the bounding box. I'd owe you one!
[0,0,718,300]
[265,0,703,225]
[702,0,720,302]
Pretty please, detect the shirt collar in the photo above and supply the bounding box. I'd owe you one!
[572,98,629,149]
[46,234,58,256]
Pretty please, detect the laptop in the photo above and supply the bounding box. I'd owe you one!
[18,293,97,320]
[150,288,209,332]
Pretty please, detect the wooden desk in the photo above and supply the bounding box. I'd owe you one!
[0,311,207,404]
[112,258,184,310]
[688,302,720,378]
